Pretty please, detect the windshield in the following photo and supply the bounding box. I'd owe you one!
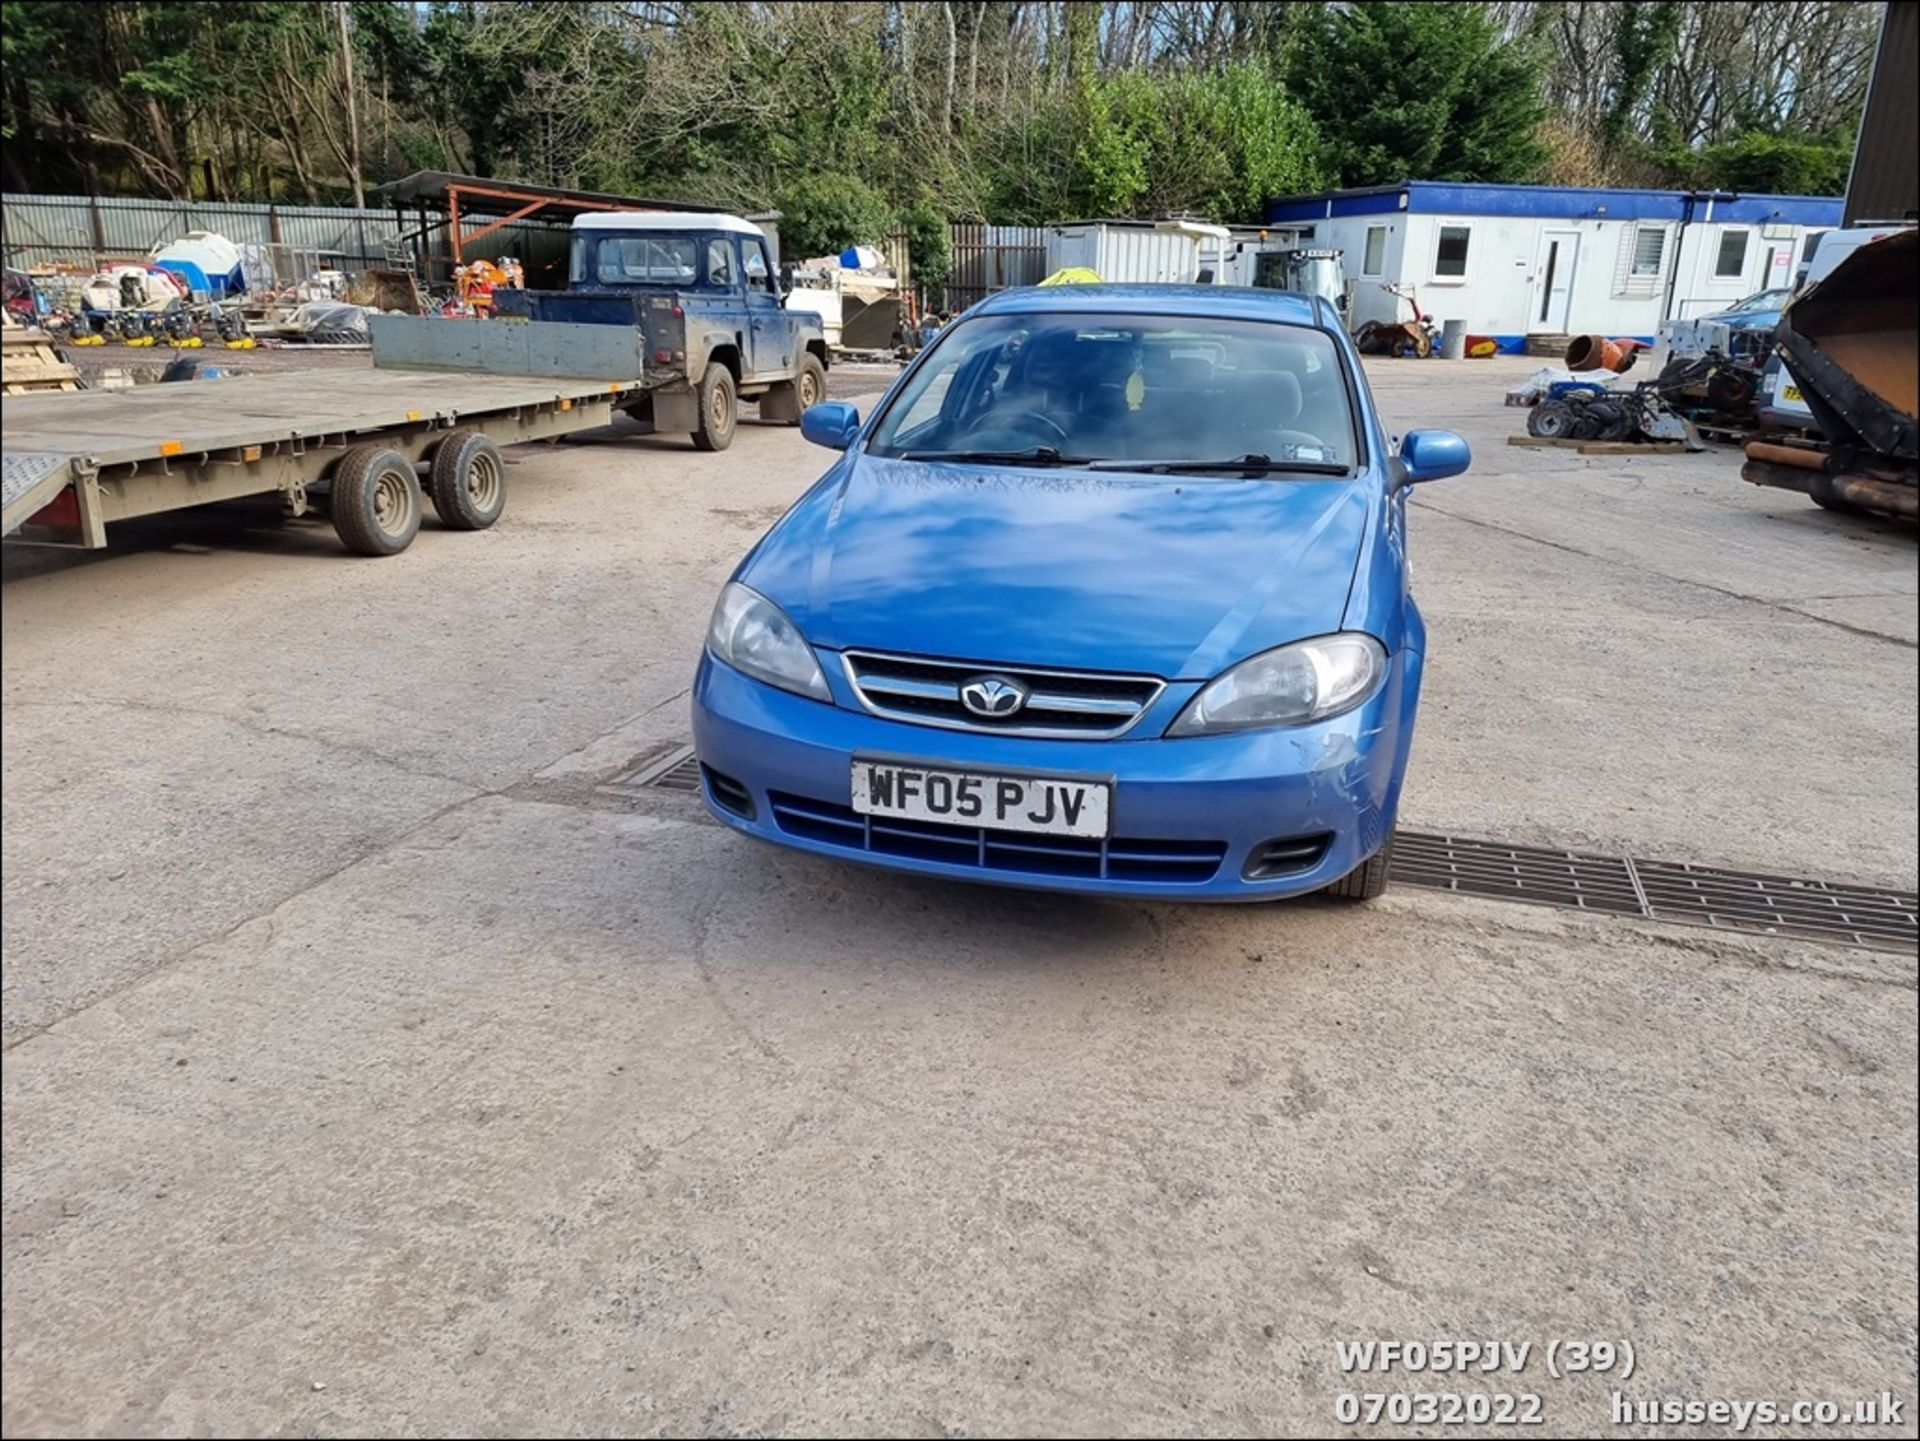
[569,234,699,286]
[866,312,1357,470]
[1727,287,1792,314]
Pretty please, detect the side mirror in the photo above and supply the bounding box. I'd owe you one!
[801,401,861,451]
[1397,428,1470,485]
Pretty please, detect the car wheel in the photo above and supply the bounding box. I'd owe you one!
[329,444,423,557]
[428,429,506,530]
[790,354,827,422]
[692,365,737,452]
[1323,828,1394,903]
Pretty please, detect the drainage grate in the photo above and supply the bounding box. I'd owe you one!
[602,743,699,797]
[1394,832,1917,952]
[618,742,1915,953]
[647,753,703,793]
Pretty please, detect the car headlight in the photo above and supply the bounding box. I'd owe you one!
[705,582,830,701]
[1168,634,1387,736]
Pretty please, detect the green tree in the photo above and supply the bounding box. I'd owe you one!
[774,172,894,260]
[899,201,952,291]
[1694,130,1853,196]
[1287,2,1549,187]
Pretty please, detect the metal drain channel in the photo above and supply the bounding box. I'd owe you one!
[605,743,699,796]
[1393,833,1917,952]
[633,749,1915,953]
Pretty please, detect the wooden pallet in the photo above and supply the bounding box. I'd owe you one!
[1,325,82,395]
[1507,435,1686,456]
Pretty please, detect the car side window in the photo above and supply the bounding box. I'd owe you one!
[744,240,772,293]
[707,239,734,287]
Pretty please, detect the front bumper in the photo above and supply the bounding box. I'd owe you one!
[690,648,1422,901]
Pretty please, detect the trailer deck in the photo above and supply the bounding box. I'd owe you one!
[1,319,648,554]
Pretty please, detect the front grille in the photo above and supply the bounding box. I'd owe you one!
[768,791,1224,884]
[841,650,1163,738]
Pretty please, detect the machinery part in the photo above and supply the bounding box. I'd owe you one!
[1740,455,1918,523]
[1704,364,1758,415]
[1774,227,1916,465]
[1527,400,1577,439]
[1745,440,1826,472]
[329,444,423,556]
[1323,829,1395,903]
[1810,489,1867,516]
[692,363,737,452]
[428,429,507,531]
[1586,400,1633,442]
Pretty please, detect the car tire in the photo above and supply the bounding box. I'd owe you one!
[790,354,827,421]
[1324,828,1395,903]
[329,444,423,557]
[692,365,737,452]
[429,429,506,531]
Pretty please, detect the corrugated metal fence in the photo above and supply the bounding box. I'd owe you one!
[4,194,1056,309]
[0,193,569,280]
[945,224,1047,311]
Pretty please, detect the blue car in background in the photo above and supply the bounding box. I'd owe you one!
[691,285,1470,902]
[1660,285,1795,364]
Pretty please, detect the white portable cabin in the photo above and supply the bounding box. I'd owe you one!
[1043,219,1310,288]
[1263,181,1843,351]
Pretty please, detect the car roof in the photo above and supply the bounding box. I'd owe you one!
[574,211,765,238]
[970,284,1327,326]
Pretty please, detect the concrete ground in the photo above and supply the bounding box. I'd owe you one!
[2,355,1913,1438]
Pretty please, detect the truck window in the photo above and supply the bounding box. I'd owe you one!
[744,240,772,293]
[707,239,734,286]
[593,236,697,285]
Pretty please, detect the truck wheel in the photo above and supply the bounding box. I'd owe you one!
[1323,828,1395,903]
[429,430,506,531]
[692,365,737,452]
[329,445,422,557]
[791,355,827,420]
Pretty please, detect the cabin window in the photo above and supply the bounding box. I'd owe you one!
[1361,225,1388,278]
[1715,229,1751,279]
[1630,226,1667,277]
[1434,226,1470,279]
[707,239,734,286]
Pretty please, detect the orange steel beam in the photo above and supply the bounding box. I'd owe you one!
[452,195,549,256]
[444,181,673,264]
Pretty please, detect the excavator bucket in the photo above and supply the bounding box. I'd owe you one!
[1775,226,1917,463]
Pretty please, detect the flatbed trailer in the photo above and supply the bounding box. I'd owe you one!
[2,318,649,556]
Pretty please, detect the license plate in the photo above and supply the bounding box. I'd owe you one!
[851,760,1110,838]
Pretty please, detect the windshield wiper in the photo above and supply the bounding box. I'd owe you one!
[899,446,1096,467]
[1087,453,1351,476]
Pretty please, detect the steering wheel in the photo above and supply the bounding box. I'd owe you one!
[962,409,1069,445]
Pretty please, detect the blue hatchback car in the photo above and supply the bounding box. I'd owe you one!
[692,284,1469,901]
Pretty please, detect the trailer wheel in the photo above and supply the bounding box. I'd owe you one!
[692,365,737,452]
[329,445,423,557]
[1323,828,1395,903]
[429,430,507,531]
